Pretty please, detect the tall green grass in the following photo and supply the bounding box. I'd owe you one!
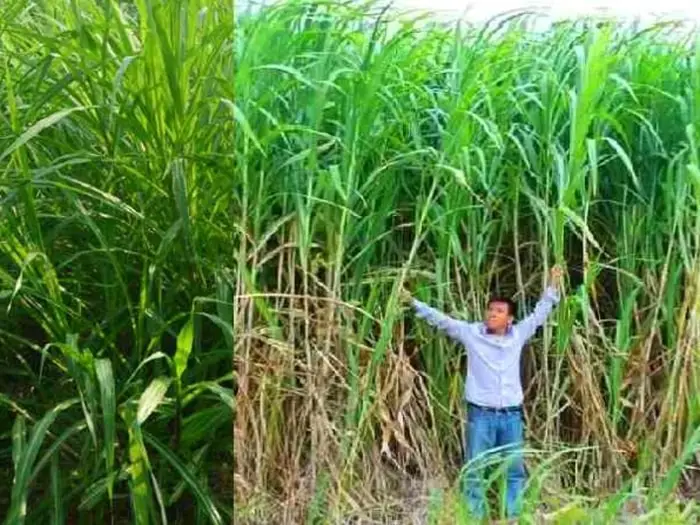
[233,1,700,522]
[1,0,233,522]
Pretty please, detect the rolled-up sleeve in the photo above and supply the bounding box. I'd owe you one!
[515,286,561,342]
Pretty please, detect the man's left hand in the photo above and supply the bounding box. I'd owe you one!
[549,264,564,288]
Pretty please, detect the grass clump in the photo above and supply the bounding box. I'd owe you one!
[0,0,233,522]
[233,1,700,523]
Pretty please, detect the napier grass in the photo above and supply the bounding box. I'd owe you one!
[233,1,700,523]
[0,0,233,523]
[1,0,700,523]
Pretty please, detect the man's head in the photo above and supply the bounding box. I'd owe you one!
[485,296,516,334]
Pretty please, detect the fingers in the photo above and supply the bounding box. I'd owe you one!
[549,264,564,288]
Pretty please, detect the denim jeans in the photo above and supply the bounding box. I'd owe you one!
[463,403,526,520]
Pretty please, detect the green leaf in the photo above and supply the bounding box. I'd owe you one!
[198,312,233,347]
[687,163,700,191]
[30,421,85,485]
[174,318,194,382]
[559,205,603,251]
[50,454,63,525]
[137,377,171,426]
[180,405,230,448]
[170,159,191,247]
[150,471,168,525]
[123,352,172,394]
[127,421,152,525]
[205,383,234,411]
[7,400,78,525]
[79,470,126,511]
[0,106,89,163]
[11,415,26,478]
[144,432,223,525]
[222,99,265,155]
[168,445,209,505]
[95,359,116,501]
[603,137,641,193]
[252,63,316,88]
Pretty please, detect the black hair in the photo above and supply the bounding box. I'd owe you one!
[488,296,517,316]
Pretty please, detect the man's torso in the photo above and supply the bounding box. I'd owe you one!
[462,324,525,409]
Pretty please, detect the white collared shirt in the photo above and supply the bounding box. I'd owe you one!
[412,287,561,408]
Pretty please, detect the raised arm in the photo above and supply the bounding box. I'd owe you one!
[515,265,563,341]
[410,298,468,344]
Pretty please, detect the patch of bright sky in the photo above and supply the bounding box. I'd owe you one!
[239,0,700,27]
[392,0,700,23]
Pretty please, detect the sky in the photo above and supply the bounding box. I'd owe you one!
[238,0,700,24]
[390,0,700,22]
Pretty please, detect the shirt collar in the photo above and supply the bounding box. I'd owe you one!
[481,323,513,337]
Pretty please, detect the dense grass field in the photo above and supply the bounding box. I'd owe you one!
[3,0,700,522]
[0,0,233,523]
[233,1,700,523]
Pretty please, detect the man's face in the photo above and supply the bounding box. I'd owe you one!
[485,300,513,333]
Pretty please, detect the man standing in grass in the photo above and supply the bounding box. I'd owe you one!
[404,266,563,522]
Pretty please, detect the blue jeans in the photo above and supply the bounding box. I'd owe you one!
[463,403,526,520]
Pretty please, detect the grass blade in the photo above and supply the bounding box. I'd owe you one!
[137,377,171,426]
[174,318,194,382]
[95,358,116,501]
[6,400,78,525]
[0,106,89,163]
[144,432,223,525]
[50,454,63,525]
